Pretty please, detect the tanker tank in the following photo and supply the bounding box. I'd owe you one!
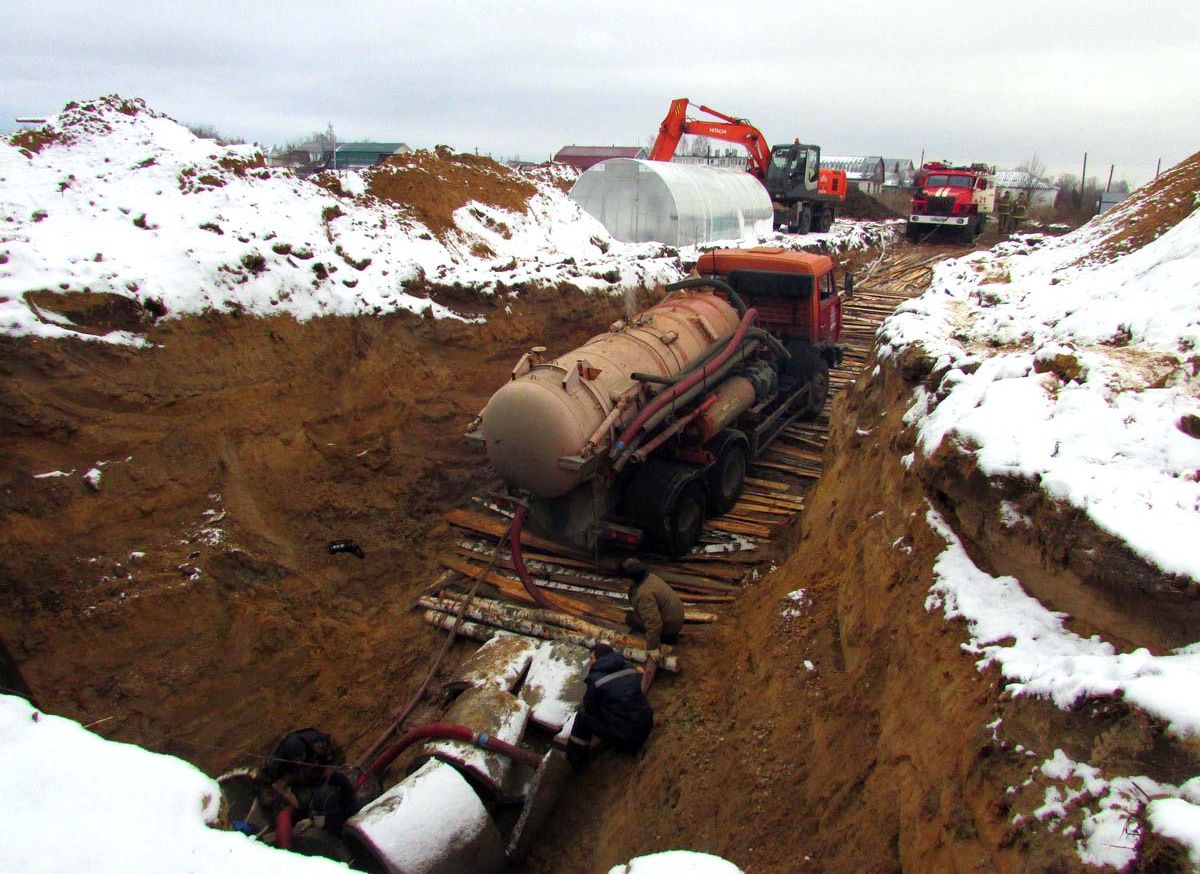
[569,158,773,247]
[472,290,741,499]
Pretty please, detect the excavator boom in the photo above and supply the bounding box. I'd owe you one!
[648,97,773,180]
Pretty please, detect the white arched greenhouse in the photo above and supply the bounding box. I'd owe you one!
[569,158,773,247]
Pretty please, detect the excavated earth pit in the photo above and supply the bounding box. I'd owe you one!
[5,225,1192,872]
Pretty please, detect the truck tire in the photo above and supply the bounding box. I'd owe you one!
[817,207,834,232]
[623,460,707,557]
[705,430,748,516]
[906,221,920,242]
[798,205,813,234]
[785,342,830,420]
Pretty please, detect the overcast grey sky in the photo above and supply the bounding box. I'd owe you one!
[4,0,1197,185]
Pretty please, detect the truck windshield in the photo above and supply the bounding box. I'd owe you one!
[923,174,972,188]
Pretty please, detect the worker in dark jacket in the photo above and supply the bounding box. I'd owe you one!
[620,557,684,660]
[566,643,653,771]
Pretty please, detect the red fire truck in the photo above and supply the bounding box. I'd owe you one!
[906,161,995,242]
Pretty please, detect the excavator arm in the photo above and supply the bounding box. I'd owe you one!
[648,98,773,180]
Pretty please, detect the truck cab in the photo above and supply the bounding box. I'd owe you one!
[907,162,995,242]
[696,246,848,353]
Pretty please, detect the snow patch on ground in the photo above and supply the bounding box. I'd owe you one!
[0,694,345,873]
[925,507,1200,737]
[609,850,744,873]
[925,507,1200,866]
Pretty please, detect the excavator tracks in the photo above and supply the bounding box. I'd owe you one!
[418,246,948,647]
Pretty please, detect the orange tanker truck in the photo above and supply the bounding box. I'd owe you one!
[468,249,854,557]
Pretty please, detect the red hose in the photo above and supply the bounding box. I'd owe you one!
[364,721,543,783]
[510,505,554,609]
[614,307,758,458]
[275,806,298,850]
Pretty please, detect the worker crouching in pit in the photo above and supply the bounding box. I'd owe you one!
[567,643,654,772]
[620,557,684,664]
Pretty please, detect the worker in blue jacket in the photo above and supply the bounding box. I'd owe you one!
[566,643,653,771]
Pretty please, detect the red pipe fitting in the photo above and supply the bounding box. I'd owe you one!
[365,721,543,783]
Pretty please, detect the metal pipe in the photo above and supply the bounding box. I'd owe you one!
[366,722,544,781]
[631,395,716,462]
[585,393,630,453]
[639,340,761,436]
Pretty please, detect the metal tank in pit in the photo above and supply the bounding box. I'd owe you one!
[570,158,773,247]
[471,290,741,500]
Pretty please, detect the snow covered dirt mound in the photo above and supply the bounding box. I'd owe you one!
[878,151,1200,869]
[0,96,681,343]
[881,151,1200,584]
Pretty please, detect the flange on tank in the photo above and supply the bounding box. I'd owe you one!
[468,290,742,499]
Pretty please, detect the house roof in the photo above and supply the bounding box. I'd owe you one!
[995,170,1057,191]
[334,142,411,154]
[822,155,885,180]
[554,146,647,160]
[882,157,914,170]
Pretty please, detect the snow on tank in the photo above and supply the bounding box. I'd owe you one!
[570,158,773,246]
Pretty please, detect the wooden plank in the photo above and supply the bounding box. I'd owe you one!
[438,555,717,624]
[752,460,822,479]
[745,476,790,492]
[704,518,771,538]
[444,507,583,558]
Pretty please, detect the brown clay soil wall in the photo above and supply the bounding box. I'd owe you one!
[0,284,650,772]
[526,351,1198,872]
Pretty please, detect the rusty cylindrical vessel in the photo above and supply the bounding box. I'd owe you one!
[475,291,741,498]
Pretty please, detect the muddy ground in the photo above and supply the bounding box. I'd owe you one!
[3,235,1174,872]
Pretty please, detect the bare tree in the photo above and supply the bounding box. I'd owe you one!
[1015,153,1049,204]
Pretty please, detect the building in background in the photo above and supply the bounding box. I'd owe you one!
[883,158,915,189]
[553,145,648,172]
[271,141,411,174]
[1096,190,1130,214]
[821,156,886,194]
[995,170,1059,210]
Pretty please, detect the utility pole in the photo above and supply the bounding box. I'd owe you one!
[1079,151,1088,206]
[1106,164,1114,192]
[1155,158,1162,179]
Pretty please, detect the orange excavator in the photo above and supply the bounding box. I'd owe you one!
[648,98,847,234]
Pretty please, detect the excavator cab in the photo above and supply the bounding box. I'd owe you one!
[765,144,820,198]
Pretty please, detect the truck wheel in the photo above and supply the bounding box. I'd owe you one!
[798,205,813,234]
[785,343,830,420]
[623,461,707,557]
[906,221,920,242]
[817,208,834,232]
[705,431,748,516]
